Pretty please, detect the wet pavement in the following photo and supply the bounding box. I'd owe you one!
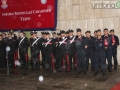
[0,66,120,90]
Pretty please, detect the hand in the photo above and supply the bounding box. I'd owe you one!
[85,45,88,49]
[112,43,115,46]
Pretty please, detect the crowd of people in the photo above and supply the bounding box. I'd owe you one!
[0,28,119,76]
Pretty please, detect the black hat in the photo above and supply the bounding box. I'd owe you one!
[110,29,114,32]
[104,28,108,30]
[41,32,45,34]
[23,32,26,35]
[76,28,81,32]
[65,31,69,34]
[57,33,61,35]
[97,29,101,32]
[68,29,73,33]
[60,30,65,34]
[8,31,12,35]
[19,30,24,33]
[30,31,37,35]
[52,32,56,34]
[94,30,97,33]
[85,31,91,34]
[45,32,50,35]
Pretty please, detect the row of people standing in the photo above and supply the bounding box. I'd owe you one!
[0,29,119,76]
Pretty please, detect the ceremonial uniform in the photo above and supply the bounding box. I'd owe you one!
[58,30,69,71]
[18,33,29,69]
[67,35,76,69]
[30,31,41,70]
[42,34,54,70]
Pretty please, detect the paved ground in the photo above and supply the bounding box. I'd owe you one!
[0,66,120,90]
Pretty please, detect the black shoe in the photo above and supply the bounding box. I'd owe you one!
[76,71,82,74]
[94,71,98,76]
[114,66,117,70]
[91,68,95,71]
[103,72,106,76]
[109,69,112,72]
[83,71,87,74]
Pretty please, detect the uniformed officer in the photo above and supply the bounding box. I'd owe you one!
[42,32,54,71]
[30,31,41,70]
[0,33,6,68]
[18,31,29,69]
[6,31,15,69]
[110,29,119,70]
[55,32,61,68]
[94,30,106,76]
[67,29,76,69]
[2,32,7,42]
[94,30,98,38]
[85,31,95,71]
[58,30,69,72]
[75,28,87,74]
[10,30,19,66]
[41,32,46,68]
[102,28,112,72]
[51,32,58,68]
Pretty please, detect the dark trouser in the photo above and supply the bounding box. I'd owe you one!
[76,50,86,72]
[8,53,14,68]
[59,53,69,71]
[31,53,40,70]
[0,52,6,68]
[55,53,60,68]
[112,47,118,66]
[105,48,112,69]
[41,51,45,68]
[86,49,95,69]
[68,53,77,69]
[19,52,28,69]
[44,52,52,69]
[95,51,106,72]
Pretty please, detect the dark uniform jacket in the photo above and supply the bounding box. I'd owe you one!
[18,36,29,53]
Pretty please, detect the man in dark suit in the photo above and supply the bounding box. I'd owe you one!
[110,29,119,70]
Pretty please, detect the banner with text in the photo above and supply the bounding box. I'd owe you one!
[0,0,57,31]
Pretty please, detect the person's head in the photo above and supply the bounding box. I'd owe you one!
[68,29,74,36]
[45,32,50,39]
[8,31,12,38]
[2,32,6,37]
[19,31,24,37]
[41,32,45,38]
[31,31,37,38]
[97,29,101,36]
[103,28,109,35]
[52,32,56,37]
[57,33,61,38]
[0,33,2,39]
[65,31,69,37]
[94,30,97,37]
[76,28,82,37]
[110,29,114,36]
[85,31,91,37]
[60,30,65,37]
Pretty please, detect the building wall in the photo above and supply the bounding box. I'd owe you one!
[57,0,120,64]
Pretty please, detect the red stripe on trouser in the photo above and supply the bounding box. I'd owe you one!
[51,54,55,70]
[62,58,64,68]
[14,53,16,67]
[26,54,28,61]
[38,54,40,62]
[66,54,69,71]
